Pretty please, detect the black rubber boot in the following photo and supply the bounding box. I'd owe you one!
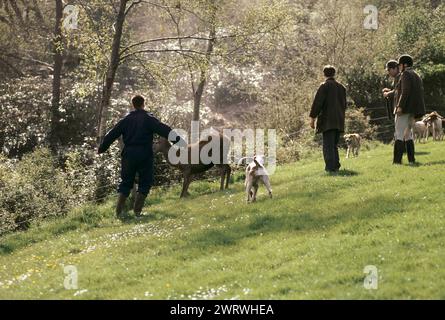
[116,193,128,218]
[133,192,147,217]
[393,140,404,165]
[405,140,416,164]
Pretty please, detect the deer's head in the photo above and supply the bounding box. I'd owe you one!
[153,138,172,154]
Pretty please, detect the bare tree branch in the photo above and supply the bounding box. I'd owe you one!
[0,55,24,76]
[164,3,197,97]
[120,48,206,62]
[141,0,209,23]
[125,0,143,16]
[120,34,214,55]
[3,53,53,69]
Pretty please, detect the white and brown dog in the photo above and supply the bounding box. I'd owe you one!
[424,111,444,141]
[413,120,428,143]
[344,134,361,159]
[239,156,272,203]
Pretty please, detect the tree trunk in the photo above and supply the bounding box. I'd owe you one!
[192,2,217,123]
[96,0,128,145]
[95,0,128,202]
[49,0,63,152]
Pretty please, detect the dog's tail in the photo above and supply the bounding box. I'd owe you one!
[237,157,254,166]
[237,155,265,166]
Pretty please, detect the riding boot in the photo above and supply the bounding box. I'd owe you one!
[133,192,148,217]
[393,140,404,165]
[405,140,416,164]
[116,193,128,218]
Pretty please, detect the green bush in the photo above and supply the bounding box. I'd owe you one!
[345,106,377,140]
[0,149,76,234]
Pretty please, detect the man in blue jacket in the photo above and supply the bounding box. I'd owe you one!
[98,95,182,218]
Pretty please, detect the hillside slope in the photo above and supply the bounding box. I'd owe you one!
[1,142,445,300]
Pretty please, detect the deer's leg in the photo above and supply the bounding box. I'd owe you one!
[181,172,192,198]
[184,177,193,197]
[180,177,187,198]
[218,165,225,191]
[225,165,231,189]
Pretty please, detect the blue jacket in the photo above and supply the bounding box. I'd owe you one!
[98,109,173,158]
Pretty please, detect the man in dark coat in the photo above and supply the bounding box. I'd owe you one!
[392,54,426,165]
[310,66,347,173]
[98,95,182,218]
[382,60,400,120]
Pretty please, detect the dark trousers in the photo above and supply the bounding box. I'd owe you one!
[322,129,341,172]
[118,155,153,197]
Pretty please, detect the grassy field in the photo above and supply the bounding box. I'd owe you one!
[1,142,445,300]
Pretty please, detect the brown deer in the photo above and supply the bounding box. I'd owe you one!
[154,133,231,198]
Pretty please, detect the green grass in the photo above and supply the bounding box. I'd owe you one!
[1,142,445,300]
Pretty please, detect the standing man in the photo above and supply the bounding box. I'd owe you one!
[382,60,400,120]
[310,65,347,173]
[392,55,426,165]
[98,95,182,218]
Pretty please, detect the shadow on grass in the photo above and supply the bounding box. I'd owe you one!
[185,195,405,250]
[421,160,445,167]
[120,210,180,225]
[327,169,360,177]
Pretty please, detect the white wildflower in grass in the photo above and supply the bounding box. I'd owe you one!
[73,289,88,296]
[0,271,34,288]
[186,285,228,300]
[78,221,178,255]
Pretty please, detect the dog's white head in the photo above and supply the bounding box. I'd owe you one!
[344,134,360,146]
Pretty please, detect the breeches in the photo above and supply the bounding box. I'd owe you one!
[395,113,414,141]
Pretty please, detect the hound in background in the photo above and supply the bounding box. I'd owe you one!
[424,111,444,141]
[239,156,273,203]
[413,120,428,143]
[344,134,361,159]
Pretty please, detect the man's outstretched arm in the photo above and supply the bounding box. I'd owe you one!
[98,120,125,154]
[149,116,187,147]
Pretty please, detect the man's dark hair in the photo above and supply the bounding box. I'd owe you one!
[386,60,398,70]
[132,95,145,109]
[398,54,414,67]
[323,65,336,78]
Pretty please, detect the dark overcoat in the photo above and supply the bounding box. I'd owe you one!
[310,78,347,133]
[396,68,426,119]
